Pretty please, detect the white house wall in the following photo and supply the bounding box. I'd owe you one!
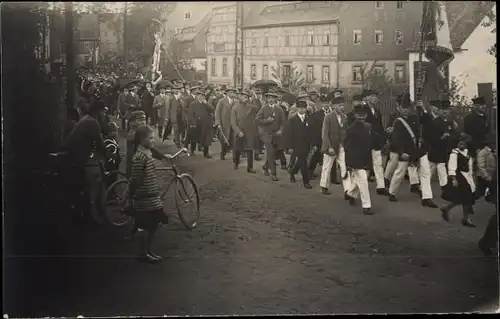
[449,5,497,101]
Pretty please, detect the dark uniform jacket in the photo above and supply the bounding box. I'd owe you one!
[365,105,386,150]
[309,108,329,147]
[463,111,489,155]
[284,114,313,153]
[345,120,372,170]
[427,116,458,163]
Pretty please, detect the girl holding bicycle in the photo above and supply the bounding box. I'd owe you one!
[129,125,169,263]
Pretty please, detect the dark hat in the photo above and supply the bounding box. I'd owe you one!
[172,84,183,90]
[331,96,345,104]
[254,87,263,94]
[353,104,367,114]
[220,84,228,91]
[190,86,199,92]
[472,96,486,105]
[274,87,287,94]
[352,94,364,102]
[238,89,251,97]
[485,134,496,147]
[264,92,278,98]
[297,100,308,109]
[361,89,378,98]
[440,100,451,109]
[396,93,411,106]
[183,81,191,87]
[332,88,344,96]
[297,93,310,100]
[225,87,237,93]
[458,132,472,143]
[130,110,146,121]
[195,88,206,95]
[319,87,329,95]
[319,95,330,102]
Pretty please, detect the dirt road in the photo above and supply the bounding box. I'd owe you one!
[4,139,498,316]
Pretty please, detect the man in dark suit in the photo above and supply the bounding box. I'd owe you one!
[284,100,313,189]
[362,89,387,195]
[186,88,213,158]
[255,91,286,181]
[344,95,374,215]
[388,99,438,208]
[251,87,265,160]
[308,94,330,178]
[464,96,489,157]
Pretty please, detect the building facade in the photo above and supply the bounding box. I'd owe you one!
[206,3,238,85]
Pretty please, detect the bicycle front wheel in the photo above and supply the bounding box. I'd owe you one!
[103,179,133,227]
[174,174,200,229]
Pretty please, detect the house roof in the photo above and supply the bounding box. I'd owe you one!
[163,2,221,31]
[243,1,345,29]
[409,1,495,51]
[176,12,212,43]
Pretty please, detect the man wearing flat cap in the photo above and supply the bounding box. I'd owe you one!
[344,95,373,215]
[464,96,489,157]
[319,95,350,195]
[154,85,169,141]
[230,89,259,173]
[215,87,237,160]
[308,88,321,113]
[182,86,198,149]
[256,91,286,181]
[186,88,214,158]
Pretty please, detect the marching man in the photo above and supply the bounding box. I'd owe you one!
[388,99,438,208]
[344,95,374,215]
[319,95,349,196]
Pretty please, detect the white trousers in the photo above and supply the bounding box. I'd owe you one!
[384,152,420,185]
[319,146,351,191]
[389,154,433,199]
[371,150,385,189]
[347,169,371,208]
[430,162,448,187]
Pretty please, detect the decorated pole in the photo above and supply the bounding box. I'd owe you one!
[150,18,164,82]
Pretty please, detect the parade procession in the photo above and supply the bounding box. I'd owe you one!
[3,1,499,316]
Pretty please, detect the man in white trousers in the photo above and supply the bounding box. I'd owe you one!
[344,95,374,215]
[361,89,388,196]
[319,96,349,196]
[388,99,438,208]
[427,99,457,191]
[384,94,421,194]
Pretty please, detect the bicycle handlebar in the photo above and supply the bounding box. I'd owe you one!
[164,148,189,161]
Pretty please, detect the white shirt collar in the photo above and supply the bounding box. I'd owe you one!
[297,113,305,121]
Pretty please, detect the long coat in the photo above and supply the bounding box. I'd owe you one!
[187,100,214,147]
[153,94,169,121]
[284,115,313,153]
[345,120,372,170]
[365,106,386,151]
[215,96,235,144]
[321,111,348,154]
[464,111,489,155]
[230,101,259,151]
[167,95,185,124]
[309,108,329,147]
[141,90,155,115]
[255,104,286,150]
[183,94,196,123]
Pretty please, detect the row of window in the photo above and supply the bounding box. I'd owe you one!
[263,1,404,14]
[354,29,404,45]
[210,29,403,48]
[351,64,406,83]
[210,60,407,84]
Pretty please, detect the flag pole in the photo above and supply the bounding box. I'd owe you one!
[416,1,431,148]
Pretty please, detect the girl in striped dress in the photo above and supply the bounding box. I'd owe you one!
[440,133,477,228]
[130,125,168,263]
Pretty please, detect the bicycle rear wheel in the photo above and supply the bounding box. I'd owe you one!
[174,174,200,229]
[103,179,133,227]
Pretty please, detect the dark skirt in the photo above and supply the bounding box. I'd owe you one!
[441,173,476,206]
[134,209,167,230]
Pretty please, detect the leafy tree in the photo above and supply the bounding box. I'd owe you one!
[360,61,394,95]
[270,65,313,93]
[479,1,496,57]
[446,76,472,108]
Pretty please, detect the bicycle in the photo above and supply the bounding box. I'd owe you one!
[103,148,201,229]
[29,151,107,224]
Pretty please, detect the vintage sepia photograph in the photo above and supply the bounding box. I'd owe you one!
[2,1,498,316]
